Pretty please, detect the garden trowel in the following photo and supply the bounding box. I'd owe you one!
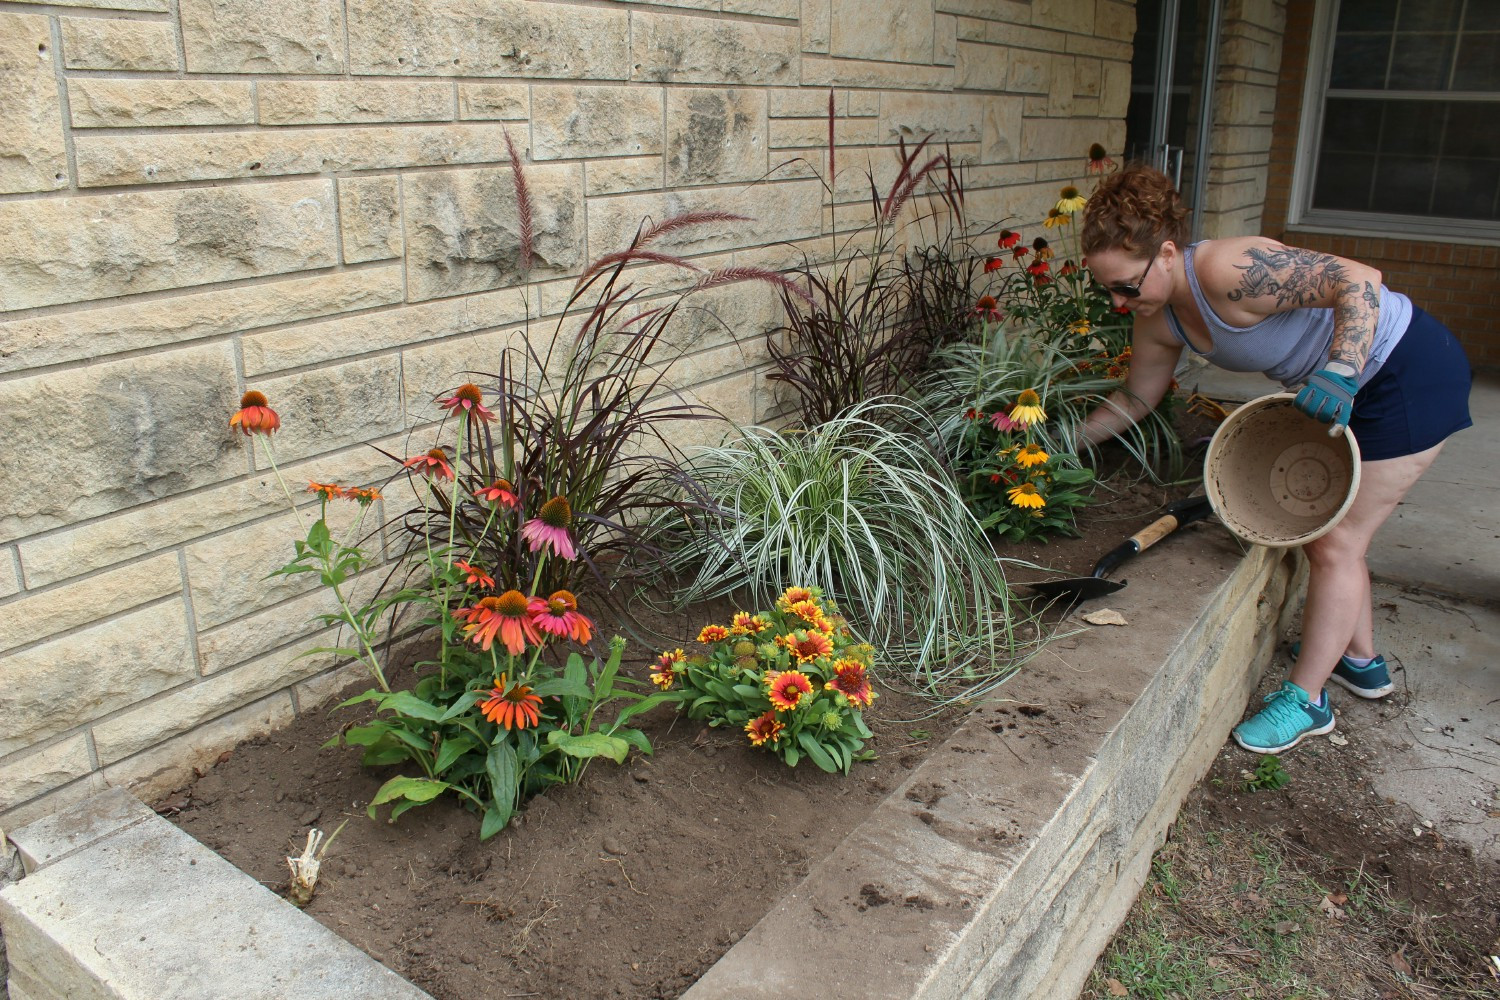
[1022,495,1215,607]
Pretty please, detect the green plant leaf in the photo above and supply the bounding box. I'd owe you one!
[437,690,482,723]
[530,676,593,700]
[616,727,653,756]
[366,776,449,817]
[480,806,508,841]
[434,734,480,774]
[797,732,839,773]
[484,742,519,828]
[378,691,447,722]
[548,732,630,763]
[333,689,386,710]
[342,722,394,747]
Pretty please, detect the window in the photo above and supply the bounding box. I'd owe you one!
[1293,0,1500,239]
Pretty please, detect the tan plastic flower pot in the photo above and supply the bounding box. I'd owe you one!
[1203,392,1361,548]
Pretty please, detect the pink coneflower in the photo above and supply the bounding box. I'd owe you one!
[455,560,495,590]
[474,478,519,508]
[403,448,454,481]
[455,590,540,655]
[230,391,280,436]
[437,383,496,425]
[520,495,577,561]
[528,589,592,643]
[974,295,1002,322]
[989,411,1021,433]
[1085,143,1116,175]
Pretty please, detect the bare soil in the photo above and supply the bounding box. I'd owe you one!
[156,456,1206,1000]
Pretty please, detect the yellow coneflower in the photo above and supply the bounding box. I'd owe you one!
[1055,185,1087,214]
[1009,389,1047,427]
[1007,483,1046,510]
[1043,208,1070,229]
[1015,443,1050,468]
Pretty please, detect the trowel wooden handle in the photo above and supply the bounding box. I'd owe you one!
[1131,514,1180,553]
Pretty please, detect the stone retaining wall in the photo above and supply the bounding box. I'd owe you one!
[0,0,1136,829]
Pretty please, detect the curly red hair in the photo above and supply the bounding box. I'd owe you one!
[1081,164,1190,258]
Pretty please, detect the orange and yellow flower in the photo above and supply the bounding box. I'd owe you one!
[730,612,771,635]
[826,659,875,708]
[786,600,832,633]
[479,673,543,730]
[344,486,382,505]
[1009,389,1047,427]
[455,590,540,655]
[744,710,785,747]
[1043,207,1070,229]
[474,479,518,508]
[650,649,684,690]
[766,670,815,711]
[697,624,731,644]
[307,481,344,501]
[776,630,834,664]
[777,586,816,609]
[528,589,592,643]
[1007,483,1046,510]
[230,391,280,436]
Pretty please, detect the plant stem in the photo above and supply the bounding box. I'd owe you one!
[257,436,307,531]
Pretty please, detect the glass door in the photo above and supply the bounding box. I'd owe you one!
[1123,0,1225,240]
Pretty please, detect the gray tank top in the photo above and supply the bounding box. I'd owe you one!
[1165,243,1411,388]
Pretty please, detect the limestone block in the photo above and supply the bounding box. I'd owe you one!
[586,179,823,263]
[1100,59,1132,119]
[0,776,108,843]
[848,92,880,117]
[532,85,664,160]
[45,0,166,10]
[403,163,586,302]
[1095,0,1135,42]
[0,737,93,816]
[937,0,1027,17]
[0,180,337,312]
[338,176,401,263]
[768,116,878,149]
[0,13,68,195]
[981,95,1024,164]
[0,345,242,541]
[880,93,982,146]
[667,89,767,185]
[1064,35,1130,60]
[293,660,368,713]
[60,17,179,71]
[936,14,957,65]
[801,55,954,91]
[180,0,344,73]
[660,280,783,358]
[1075,57,1102,97]
[586,156,664,195]
[68,79,254,128]
[242,286,528,376]
[830,0,934,64]
[632,12,799,85]
[1034,0,1094,33]
[400,329,519,423]
[4,786,153,876]
[0,554,179,655]
[977,19,1067,48]
[249,356,404,465]
[1050,55,1077,116]
[75,123,513,188]
[458,83,529,121]
[259,81,452,126]
[802,0,831,55]
[348,0,629,79]
[768,88,842,118]
[91,635,338,764]
[0,267,403,375]
[1,550,19,598]
[16,443,399,587]
[195,584,343,675]
[0,601,194,757]
[1005,49,1051,94]
[185,503,363,630]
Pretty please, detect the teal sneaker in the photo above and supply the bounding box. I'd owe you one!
[1289,641,1395,699]
[1233,681,1335,754]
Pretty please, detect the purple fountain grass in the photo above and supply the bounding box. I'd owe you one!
[636,210,751,247]
[694,266,815,307]
[503,128,534,274]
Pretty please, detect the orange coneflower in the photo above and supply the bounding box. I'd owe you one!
[455,559,495,590]
[984,256,1004,273]
[998,229,1021,249]
[479,674,543,730]
[766,670,815,711]
[474,479,518,509]
[230,391,280,436]
[826,659,875,708]
[307,481,344,501]
[437,383,496,425]
[520,495,576,561]
[403,448,454,481]
[745,710,785,747]
[975,294,1002,322]
[455,590,540,655]
[650,649,684,690]
[528,589,592,643]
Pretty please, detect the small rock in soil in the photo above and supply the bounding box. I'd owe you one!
[300,808,321,825]
[602,837,627,856]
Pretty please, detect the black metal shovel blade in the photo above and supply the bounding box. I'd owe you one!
[1022,574,1126,605]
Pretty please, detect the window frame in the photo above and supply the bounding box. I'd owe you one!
[1288,0,1500,244]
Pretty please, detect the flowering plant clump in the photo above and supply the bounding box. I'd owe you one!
[235,385,670,840]
[659,586,877,773]
[955,388,1093,541]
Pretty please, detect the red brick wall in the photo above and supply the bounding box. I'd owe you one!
[1263,0,1500,370]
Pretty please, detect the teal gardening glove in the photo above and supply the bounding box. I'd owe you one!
[1294,361,1359,435]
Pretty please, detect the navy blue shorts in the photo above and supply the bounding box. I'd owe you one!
[1350,307,1473,461]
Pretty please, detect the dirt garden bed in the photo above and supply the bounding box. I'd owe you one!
[155,465,1206,1000]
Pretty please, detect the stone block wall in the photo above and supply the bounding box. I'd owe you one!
[0,0,1136,829]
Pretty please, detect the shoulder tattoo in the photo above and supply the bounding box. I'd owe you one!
[1226,246,1350,307]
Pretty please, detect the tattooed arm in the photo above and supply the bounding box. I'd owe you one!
[1213,239,1383,373]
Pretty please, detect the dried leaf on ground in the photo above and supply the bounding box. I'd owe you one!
[1389,949,1414,976]
[1105,977,1129,996]
[1082,608,1129,626]
[1273,919,1300,935]
[1319,894,1347,920]
[1329,733,1349,747]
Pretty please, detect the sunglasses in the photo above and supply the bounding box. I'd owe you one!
[1105,247,1160,299]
